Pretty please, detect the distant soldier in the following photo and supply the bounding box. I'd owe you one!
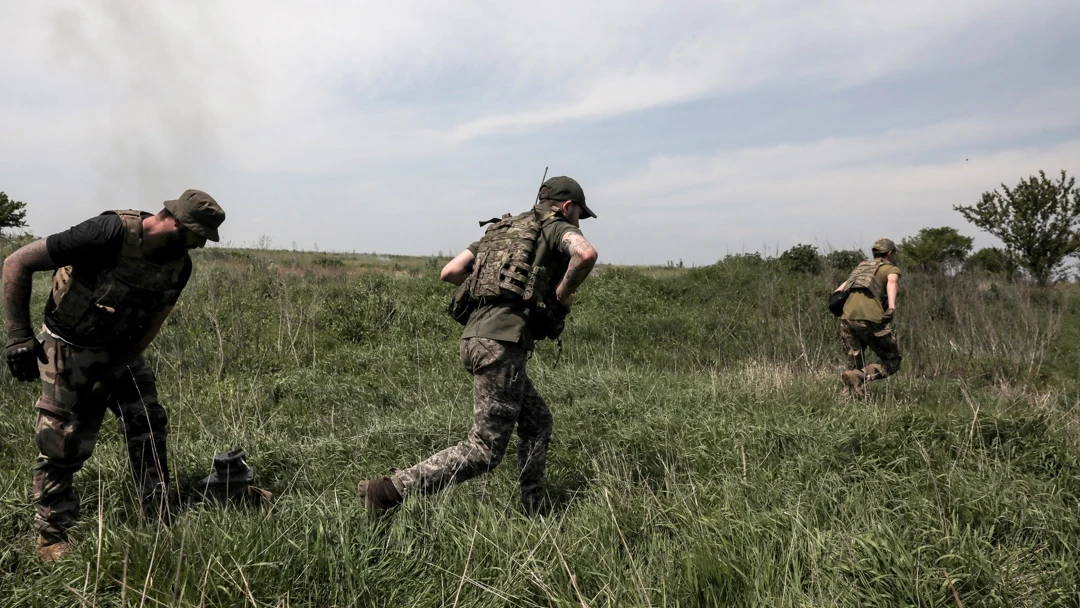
[2,190,225,560]
[833,238,902,398]
[358,176,599,515]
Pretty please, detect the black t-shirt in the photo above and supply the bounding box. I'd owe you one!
[43,213,192,344]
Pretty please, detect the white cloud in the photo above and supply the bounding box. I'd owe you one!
[1,0,1079,262]
[4,0,1066,170]
[586,97,1080,263]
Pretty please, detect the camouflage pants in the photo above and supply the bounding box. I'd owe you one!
[839,319,903,381]
[33,330,170,540]
[392,337,551,511]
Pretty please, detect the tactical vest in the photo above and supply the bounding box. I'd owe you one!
[50,210,188,347]
[845,259,887,303]
[463,206,559,308]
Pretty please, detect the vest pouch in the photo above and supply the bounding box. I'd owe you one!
[161,289,179,307]
[519,265,548,307]
[470,251,504,299]
[497,258,532,298]
[528,302,567,341]
[72,277,130,337]
[448,280,476,326]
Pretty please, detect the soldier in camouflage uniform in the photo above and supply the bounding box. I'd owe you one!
[2,190,225,560]
[833,238,902,398]
[358,176,599,515]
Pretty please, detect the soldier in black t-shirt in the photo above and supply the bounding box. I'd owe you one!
[2,189,225,561]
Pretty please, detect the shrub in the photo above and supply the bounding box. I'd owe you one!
[964,247,1019,277]
[779,244,822,275]
[824,249,867,270]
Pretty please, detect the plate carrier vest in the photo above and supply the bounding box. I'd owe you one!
[449,206,561,326]
[844,258,887,304]
[50,210,188,348]
[467,206,558,305]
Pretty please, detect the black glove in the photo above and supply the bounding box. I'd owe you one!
[882,308,895,323]
[4,327,48,382]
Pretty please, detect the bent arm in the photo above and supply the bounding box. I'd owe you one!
[886,274,899,310]
[3,240,57,332]
[555,233,598,306]
[440,249,475,285]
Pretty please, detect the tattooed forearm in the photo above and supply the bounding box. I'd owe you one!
[556,233,598,300]
[560,258,592,294]
[2,239,55,332]
[557,234,573,256]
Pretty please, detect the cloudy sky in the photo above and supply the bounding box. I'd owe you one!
[2,1,1079,264]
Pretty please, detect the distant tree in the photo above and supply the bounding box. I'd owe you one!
[779,243,822,274]
[824,249,867,270]
[955,170,1080,285]
[0,191,28,236]
[899,226,973,273]
[964,247,1019,276]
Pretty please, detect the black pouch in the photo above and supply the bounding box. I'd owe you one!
[528,303,567,341]
[448,281,477,326]
[828,290,848,317]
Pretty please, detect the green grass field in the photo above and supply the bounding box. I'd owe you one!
[2,246,1079,606]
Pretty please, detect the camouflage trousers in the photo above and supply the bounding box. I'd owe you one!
[33,329,170,540]
[392,337,552,512]
[839,319,903,381]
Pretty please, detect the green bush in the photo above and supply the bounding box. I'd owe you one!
[824,248,867,270]
[313,255,346,268]
[779,243,823,274]
[964,247,1019,277]
[899,226,973,273]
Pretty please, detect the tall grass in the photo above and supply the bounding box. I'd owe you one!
[0,249,1077,606]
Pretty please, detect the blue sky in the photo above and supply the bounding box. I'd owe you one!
[2,0,1079,264]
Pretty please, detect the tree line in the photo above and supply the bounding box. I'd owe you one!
[5,170,1080,284]
[781,170,1080,284]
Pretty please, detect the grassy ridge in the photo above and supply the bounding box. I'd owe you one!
[1,247,1078,606]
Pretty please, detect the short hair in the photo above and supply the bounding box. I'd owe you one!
[156,208,174,220]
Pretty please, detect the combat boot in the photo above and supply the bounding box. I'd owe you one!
[37,534,73,561]
[357,477,403,512]
[842,370,866,399]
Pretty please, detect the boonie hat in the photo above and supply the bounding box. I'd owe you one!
[872,238,897,255]
[164,189,226,242]
[540,176,597,219]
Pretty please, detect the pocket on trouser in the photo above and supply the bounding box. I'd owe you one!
[462,337,505,374]
[36,337,78,419]
[872,323,894,338]
[838,322,863,355]
[34,409,80,461]
[872,325,900,350]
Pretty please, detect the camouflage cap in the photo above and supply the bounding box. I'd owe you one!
[163,189,225,242]
[540,176,597,219]
[872,238,897,255]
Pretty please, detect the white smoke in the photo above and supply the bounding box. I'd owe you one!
[50,0,256,206]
